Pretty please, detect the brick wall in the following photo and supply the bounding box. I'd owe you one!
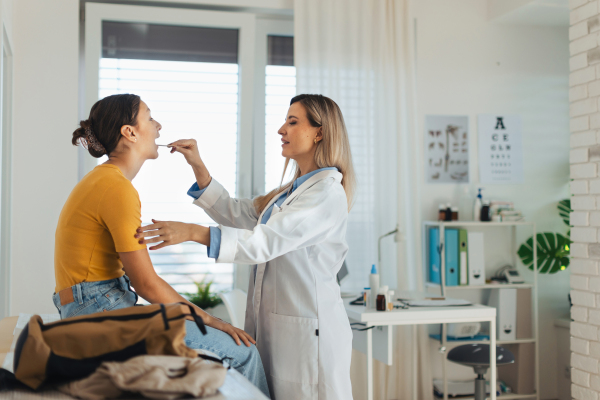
[570,1,600,398]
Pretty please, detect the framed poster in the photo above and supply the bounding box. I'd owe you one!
[477,115,523,184]
[425,115,469,184]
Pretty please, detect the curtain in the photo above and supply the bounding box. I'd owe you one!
[294,0,432,399]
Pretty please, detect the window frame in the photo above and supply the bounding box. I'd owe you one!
[251,18,294,197]
[83,4,294,292]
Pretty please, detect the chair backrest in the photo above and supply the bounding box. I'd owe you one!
[218,289,247,330]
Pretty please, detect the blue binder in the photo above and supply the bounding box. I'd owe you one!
[445,228,459,286]
[429,228,441,284]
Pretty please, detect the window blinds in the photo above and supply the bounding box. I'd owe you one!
[99,22,240,294]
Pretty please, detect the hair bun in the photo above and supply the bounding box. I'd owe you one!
[72,119,106,158]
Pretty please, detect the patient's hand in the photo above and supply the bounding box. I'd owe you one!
[136,219,209,250]
[207,317,256,347]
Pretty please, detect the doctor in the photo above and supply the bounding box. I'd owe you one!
[136,94,356,400]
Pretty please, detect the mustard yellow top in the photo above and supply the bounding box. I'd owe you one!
[54,164,146,292]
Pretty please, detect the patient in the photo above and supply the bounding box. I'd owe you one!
[53,93,269,397]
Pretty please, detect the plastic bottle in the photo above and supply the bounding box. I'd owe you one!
[369,265,379,309]
[363,288,371,308]
[445,203,452,221]
[387,290,395,311]
[474,188,483,221]
[459,186,472,221]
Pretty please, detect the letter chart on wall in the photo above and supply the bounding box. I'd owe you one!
[477,115,523,184]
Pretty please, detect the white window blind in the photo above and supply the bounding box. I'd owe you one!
[99,22,240,294]
[264,35,295,192]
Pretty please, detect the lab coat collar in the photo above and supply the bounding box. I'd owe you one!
[257,169,343,224]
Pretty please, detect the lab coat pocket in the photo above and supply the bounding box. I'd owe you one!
[269,312,319,385]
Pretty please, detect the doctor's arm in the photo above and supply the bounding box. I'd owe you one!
[169,139,259,229]
[119,248,254,346]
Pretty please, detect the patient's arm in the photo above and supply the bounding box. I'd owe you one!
[119,248,255,346]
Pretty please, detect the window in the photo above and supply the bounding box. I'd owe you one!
[85,4,292,294]
[98,21,241,293]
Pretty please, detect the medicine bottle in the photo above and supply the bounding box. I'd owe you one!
[376,288,387,311]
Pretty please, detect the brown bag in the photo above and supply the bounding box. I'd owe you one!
[12,303,208,390]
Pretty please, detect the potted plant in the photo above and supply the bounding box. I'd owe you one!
[181,279,231,323]
[517,199,571,273]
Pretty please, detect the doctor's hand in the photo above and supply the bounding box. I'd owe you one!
[169,139,212,189]
[135,219,210,250]
[206,317,256,347]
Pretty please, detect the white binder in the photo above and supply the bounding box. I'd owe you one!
[467,232,485,285]
[488,288,517,341]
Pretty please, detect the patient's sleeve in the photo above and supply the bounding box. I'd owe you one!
[98,180,147,253]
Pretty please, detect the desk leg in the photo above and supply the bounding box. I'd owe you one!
[367,324,373,400]
[413,325,418,400]
[490,318,496,400]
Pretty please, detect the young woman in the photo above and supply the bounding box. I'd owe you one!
[53,94,269,397]
[137,94,356,400]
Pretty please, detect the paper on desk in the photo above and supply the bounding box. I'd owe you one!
[405,298,471,307]
[2,313,61,373]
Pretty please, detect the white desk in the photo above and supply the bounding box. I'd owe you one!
[345,297,497,400]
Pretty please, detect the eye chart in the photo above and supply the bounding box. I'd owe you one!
[425,115,469,184]
[477,115,523,184]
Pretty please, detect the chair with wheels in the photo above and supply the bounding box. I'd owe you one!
[447,344,515,400]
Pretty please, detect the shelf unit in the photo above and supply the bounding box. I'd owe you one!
[423,221,539,400]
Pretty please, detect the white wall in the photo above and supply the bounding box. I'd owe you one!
[412,1,569,399]
[10,0,79,314]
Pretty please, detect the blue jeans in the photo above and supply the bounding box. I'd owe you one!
[52,276,270,398]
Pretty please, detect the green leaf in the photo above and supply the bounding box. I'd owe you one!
[558,199,571,227]
[517,232,570,274]
[180,277,223,309]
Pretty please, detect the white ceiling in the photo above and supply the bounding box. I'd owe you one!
[488,0,569,26]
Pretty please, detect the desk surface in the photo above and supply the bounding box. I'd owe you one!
[344,298,496,324]
[0,316,267,400]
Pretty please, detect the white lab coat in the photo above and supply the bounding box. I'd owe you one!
[193,169,353,400]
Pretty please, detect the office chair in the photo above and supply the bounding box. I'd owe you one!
[447,344,514,400]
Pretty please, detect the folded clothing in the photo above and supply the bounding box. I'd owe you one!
[59,355,227,400]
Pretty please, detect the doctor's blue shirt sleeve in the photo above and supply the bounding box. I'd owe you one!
[187,182,208,199]
[207,226,221,259]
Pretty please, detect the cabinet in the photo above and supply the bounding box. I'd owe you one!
[423,221,539,400]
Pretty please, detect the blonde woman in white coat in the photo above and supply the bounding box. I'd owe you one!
[136,94,356,400]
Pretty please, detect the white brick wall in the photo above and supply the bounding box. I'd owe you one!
[571,3,600,396]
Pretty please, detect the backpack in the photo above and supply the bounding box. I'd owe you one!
[8,303,211,390]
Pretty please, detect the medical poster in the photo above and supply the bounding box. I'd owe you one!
[477,115,523,184]
[425,115,469,184]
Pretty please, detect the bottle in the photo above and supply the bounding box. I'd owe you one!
[387,290,395,311]
[481,201,491,222]
[363,288,371,308]
[445,203,452,221]
[474,188,483,221]
[459,186,472,221]
[451,207,458,221]
[369,265,379,309]
[376,286,388,311]
[438,204,445,221]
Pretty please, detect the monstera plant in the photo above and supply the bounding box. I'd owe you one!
[517,199,571,274]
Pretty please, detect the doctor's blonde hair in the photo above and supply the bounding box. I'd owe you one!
[254,94,356,214]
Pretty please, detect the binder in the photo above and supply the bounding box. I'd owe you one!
[467,231,486,285]
[429,228,441,284]
[488,288,517,341]
[459,229,468,285]
[445,229,459,286]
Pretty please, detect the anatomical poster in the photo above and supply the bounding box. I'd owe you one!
[477,115,523,184]
[425,115,469,183]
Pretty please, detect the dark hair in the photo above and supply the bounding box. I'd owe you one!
[72,94,141,158]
